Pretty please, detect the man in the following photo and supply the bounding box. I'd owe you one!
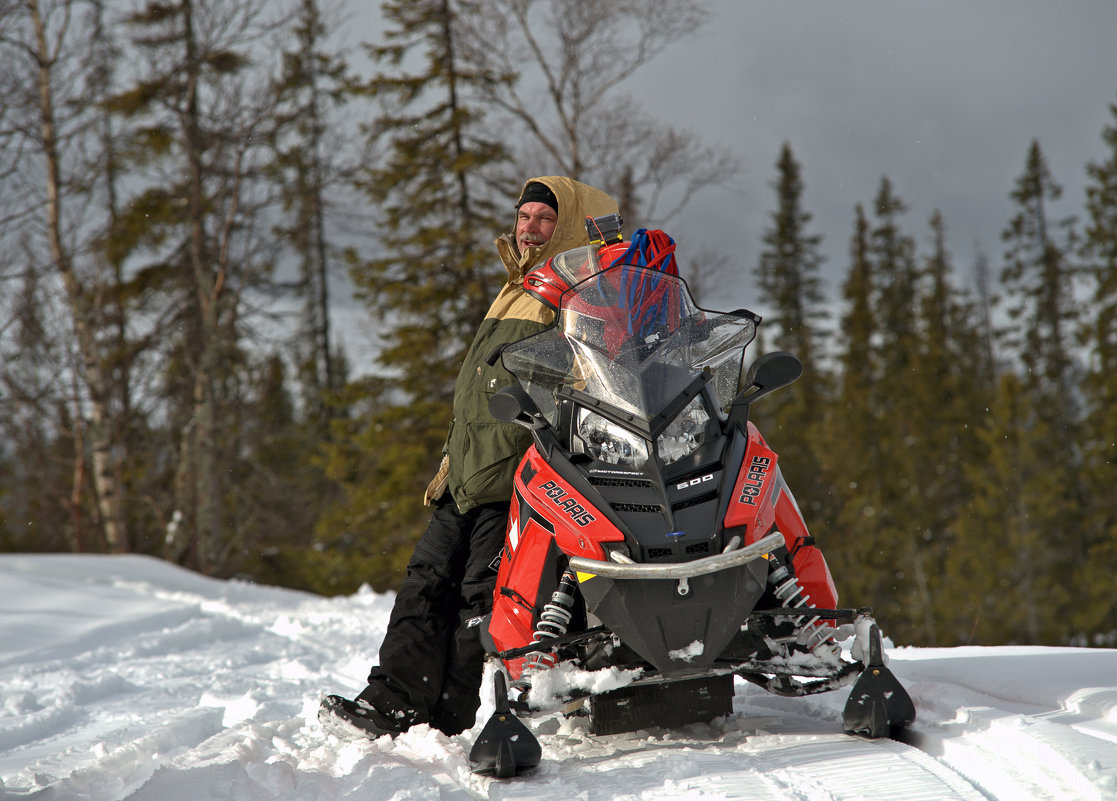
[323,177,619,737]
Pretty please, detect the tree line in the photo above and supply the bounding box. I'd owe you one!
[752,133,1117,648]
[1,0,1114,647]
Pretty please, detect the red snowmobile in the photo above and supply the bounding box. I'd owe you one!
[469,223,915,778]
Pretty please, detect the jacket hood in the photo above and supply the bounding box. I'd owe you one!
[497,176,619,280]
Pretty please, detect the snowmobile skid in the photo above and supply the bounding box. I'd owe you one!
[466,228,915,776]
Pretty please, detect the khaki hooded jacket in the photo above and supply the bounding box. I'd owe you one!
[427,176,617,513]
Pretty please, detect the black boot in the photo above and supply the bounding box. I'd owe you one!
[319,686,417,739]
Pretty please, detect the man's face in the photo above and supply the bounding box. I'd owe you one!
[516,201,558,253]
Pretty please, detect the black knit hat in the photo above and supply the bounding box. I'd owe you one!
[516,182,559,213]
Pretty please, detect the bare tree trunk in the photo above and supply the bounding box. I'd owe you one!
[29,0,128,553]
[168,424,196,564]
[304,0,333,397]
[67,387,87,553]
[907,531,937,646]
[178,0,222,573]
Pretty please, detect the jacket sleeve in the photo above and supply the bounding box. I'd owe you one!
[424,453,450,506]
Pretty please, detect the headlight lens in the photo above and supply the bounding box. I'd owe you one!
[657,396,710,465]
[577,409,649,468]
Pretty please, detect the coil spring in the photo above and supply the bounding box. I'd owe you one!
[767,561,829,651]
[520,569,578,675]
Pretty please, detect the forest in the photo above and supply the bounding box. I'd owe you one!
[1,0,1114,649]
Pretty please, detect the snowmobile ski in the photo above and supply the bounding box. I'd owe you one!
[842,622,917,737]
[469,670,541,778]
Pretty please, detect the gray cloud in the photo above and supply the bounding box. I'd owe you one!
[627,0,1117,307]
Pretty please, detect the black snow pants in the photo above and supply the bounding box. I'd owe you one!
[362,492,509,735]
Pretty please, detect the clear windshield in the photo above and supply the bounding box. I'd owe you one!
[502,263,758,427]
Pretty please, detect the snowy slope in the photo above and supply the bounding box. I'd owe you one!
[1,554,1115,801]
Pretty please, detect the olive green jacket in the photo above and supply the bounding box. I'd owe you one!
[438,176,617,514]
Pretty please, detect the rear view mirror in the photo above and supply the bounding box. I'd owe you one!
[743,351,803,397]
[726,351,803,430]
[489,385,548,430]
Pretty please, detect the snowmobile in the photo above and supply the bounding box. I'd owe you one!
[468,222,915,778]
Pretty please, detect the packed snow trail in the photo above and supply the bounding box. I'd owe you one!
[1,554,1115,800]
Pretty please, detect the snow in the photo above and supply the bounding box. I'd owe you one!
[667,640,704,663]
[522,662,643,713]
[2,554,1115,801]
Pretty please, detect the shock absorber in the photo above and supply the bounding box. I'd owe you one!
[518,569,579,679]
[767,559,831,651]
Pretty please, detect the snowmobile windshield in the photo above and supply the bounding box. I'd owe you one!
[502,263,759,427]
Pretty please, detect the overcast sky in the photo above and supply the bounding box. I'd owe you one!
[342,0,1117,327]
[623,0,1117,308]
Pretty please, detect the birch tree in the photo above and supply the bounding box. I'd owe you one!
[0,0,130,552]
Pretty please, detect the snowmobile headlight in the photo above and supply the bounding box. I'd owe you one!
[657,396,710,465]
[576,409,649,469]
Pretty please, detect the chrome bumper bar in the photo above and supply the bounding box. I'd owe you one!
[568,531,783,580]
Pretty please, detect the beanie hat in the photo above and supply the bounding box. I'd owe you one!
[516,182,559,213]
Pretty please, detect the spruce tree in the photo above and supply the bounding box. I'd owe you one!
[949,371,1069,644]
[911,211,990,644]
[1078,99,1117,641]
[827,180,949,644]
[315,0,512,591]
[840,205,877,396]
[971,246,999,379]
[1000,141,1085,573]
[1001,140,1081,424]
[755,143,827,390]
[752,143,830,523]
[0,270,75,552]
[944,141,1087,644]
[230,353,328,590]
[871,178,920,378]
[819,204,888,614]
[867,179,936,642]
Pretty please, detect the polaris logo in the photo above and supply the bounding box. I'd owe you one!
[738,455,772,506]
[537,479,597,527]
[676,473,714,491]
